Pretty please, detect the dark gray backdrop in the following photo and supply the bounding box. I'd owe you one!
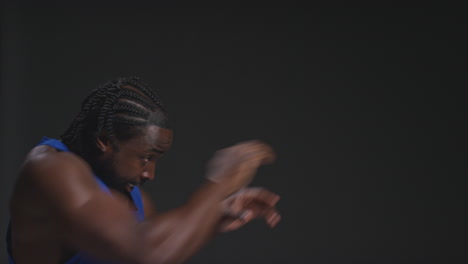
[1,3,466,263]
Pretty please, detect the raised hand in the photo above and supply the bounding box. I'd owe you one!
[205,140,275,196]
[218,187,281,232]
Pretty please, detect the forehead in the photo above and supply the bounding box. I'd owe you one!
[120,125,173,151]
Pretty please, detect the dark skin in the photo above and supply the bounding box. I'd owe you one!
[9,125,281,264]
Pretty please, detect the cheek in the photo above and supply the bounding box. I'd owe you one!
[112,153,142,179]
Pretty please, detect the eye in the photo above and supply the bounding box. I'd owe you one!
[143,155,154,164]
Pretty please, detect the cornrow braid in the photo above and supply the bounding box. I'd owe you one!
[60,77,170,157]
[114,102,150,120]
[118,89,157,112]
[113,115,147,127]
[123,77,167,112]
[60,82,119,149]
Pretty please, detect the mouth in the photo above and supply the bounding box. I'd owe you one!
[125,183,137,193]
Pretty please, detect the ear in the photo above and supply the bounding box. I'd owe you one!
[96,136,110,153]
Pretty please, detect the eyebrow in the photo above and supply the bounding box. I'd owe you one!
[149,148,165,154]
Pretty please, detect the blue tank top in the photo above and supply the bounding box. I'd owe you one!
[7,137,145,264]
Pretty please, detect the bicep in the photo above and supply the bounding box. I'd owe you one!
[30,154,143,262]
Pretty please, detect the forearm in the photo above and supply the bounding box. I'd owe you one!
[138,180,230,264]
[60,180,231,264]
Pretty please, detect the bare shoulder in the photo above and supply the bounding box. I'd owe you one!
[17,145,100,207]
[22,145,91,183]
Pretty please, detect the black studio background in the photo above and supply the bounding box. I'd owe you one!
[1,3,466,263]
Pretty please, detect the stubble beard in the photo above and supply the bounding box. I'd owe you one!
[92,154,128,194]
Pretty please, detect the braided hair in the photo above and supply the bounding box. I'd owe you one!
[60,77,170,158]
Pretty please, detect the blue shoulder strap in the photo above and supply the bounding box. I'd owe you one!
[38,137,113,194]
[38,136,69,152]
[130,186,145,221]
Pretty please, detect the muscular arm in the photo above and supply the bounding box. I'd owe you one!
[18,140,274,264]
[26,153,229,264]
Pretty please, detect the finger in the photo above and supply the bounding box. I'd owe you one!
[223,208,254,220]
[263,208,281,226]
[266,211,282,227]
[223,219,246,232]
[221,214,255,232]
[268,213,282,228]
[240,210,254,221]
[229,200,279,220]
[273,214,282,226]
[242,187,281,206]
[222,200,241,216]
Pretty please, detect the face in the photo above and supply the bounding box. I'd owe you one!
[95,125,173,194]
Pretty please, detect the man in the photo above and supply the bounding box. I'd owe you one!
[7,77,281,264]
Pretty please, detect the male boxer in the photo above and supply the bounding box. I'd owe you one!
[7,77,281,264]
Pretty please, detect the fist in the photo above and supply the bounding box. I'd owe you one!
[219,187,281,232]
[205,140,275,195]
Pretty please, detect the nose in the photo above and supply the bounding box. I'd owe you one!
[141,163,155,181]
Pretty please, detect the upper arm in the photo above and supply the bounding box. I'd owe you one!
[26,153,144,262]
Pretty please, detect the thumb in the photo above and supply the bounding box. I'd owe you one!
[239,210,254,221]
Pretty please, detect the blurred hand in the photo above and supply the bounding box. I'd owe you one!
[205,140,275,196]
[218,187,281,232]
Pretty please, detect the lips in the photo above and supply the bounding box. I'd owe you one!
[125,183,136,193]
